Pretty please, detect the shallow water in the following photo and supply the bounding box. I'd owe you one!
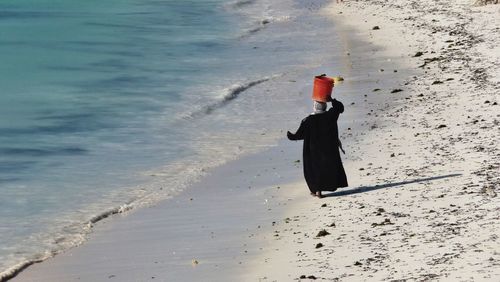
[0,0,342,277]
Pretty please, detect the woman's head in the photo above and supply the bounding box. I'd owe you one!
[313,101,327,114]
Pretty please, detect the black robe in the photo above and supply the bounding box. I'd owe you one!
[287,99,348,193]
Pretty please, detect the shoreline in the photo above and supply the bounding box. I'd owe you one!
[8,0,375,279]
[12,139,308,281]
[10,0,406,279]
[9,0,499,281]
[1,0,340,279]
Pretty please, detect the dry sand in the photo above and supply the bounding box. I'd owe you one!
[247,0,499,281]
[11,0,499,281]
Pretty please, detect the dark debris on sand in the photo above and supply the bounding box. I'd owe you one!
[371,218,394,227]
[299,275,317,280]
[316,229,330,237]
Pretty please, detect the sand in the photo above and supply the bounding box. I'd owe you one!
[11,0,499,281]
[247,0,500,281]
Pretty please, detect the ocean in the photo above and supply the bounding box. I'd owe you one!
[0,0,340,277]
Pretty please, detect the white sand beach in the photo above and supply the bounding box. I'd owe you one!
[12,0,499,281]
[247,0,500,280]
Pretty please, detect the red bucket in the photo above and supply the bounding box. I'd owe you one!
[312,76,334,102]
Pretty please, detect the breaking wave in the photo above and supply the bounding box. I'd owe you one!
[0,202,135,282]
[226,0,257,9]
[183,75,279,119]
[240,15,291,38]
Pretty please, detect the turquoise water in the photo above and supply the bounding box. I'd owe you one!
[0,0,342,277]
[0,0,242,274]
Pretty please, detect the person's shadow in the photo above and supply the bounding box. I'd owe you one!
[324,173,462,197]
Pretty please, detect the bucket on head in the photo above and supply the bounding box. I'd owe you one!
[312,75,334,102]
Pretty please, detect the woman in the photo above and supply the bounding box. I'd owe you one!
[287,98,348,198]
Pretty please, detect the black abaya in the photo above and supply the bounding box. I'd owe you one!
[287,99,348,193]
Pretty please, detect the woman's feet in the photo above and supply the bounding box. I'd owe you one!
[310,191,324,198]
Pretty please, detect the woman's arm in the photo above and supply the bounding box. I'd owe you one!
[287,118,307,140]
[331,99,344,113]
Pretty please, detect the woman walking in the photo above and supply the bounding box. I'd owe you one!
[287,97,348,198]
